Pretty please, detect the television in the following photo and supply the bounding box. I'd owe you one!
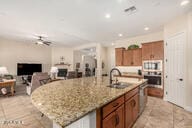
[17,63,42,76]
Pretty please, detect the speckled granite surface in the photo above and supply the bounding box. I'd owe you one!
[31,77,147,128]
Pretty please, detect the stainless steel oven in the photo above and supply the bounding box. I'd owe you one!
[139,81,148,115]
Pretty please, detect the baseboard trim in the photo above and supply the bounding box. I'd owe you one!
[184,106,192,112]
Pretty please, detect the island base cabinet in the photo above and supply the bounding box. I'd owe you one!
[54,111,96,128]
[102,105,124,128]
[125,94,139,128]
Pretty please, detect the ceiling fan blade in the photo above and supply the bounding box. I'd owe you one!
[43,41,52,45]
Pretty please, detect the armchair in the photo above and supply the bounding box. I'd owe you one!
[26,72,50,95]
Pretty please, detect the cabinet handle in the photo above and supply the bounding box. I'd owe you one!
[112,102,119,107]
[115,114,119,126]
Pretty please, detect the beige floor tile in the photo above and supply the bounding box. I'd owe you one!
[133,115,148,128]
[144,117,173,128]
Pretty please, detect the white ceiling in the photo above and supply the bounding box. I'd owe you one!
[0,0,191,46]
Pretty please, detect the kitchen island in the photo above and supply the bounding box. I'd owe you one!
[31,77,147,128]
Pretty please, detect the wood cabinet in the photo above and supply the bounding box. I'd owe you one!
[133,49,142,66]
[102,111,116,128]
[147,87,163,98]
[102,105,124,128]
[123,48,142,66]
[115,48,125,66]
[142,41,164,60]
[125,94,139,128]
[97,87,140,128]
[123,50,133,66]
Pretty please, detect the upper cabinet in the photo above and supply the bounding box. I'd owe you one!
[123,50,133,66]
[123,48,142,66]
[115,48,125,66]
[142,41,164,60]
[115,40,163,66]
[115,48,142,66]
[132,48,142,66]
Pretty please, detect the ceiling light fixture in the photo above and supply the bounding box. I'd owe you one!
[180,0,190,6]
[144,27,149,31]
[112,43,115,46]
[118,34,123,37]
[105,13,111,19]
[37,40,43,45]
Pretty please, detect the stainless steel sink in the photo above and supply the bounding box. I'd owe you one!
[107,82,133,89]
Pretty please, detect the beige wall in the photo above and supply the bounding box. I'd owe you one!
[51,47,74,70]
[164,12,192,110]
[101,46,108,74]
[0,38,74,75]
[0,38,52,75]
[107,31,164,73]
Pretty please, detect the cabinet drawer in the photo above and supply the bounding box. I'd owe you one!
[148,87,163,98]
[102,96,124,119]
[125,87,139,101]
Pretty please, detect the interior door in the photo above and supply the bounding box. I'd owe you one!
[165,32,185,107]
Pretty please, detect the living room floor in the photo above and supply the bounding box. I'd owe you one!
[0,84,192,128]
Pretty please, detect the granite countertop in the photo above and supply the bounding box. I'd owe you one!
[31,77,147,128]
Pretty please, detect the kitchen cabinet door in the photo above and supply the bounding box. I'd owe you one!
[152,41,164,60]
[125,94,139,128]
[115,48,124,66]
[142,43,153,60]
[102,112,116,128]
[132,94,139,121]
[115,105,125,128]
[125,98,133,128]
[123,50,133,66]
[133,48,142,66]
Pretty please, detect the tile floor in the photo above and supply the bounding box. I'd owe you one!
[0,84,192,128]
[133,97,192,128]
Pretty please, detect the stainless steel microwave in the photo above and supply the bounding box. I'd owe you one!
[142,60,163,72]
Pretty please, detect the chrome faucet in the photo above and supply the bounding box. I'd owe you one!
[110,68,122,84]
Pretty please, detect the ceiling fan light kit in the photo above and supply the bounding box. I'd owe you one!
[35,36,52,46]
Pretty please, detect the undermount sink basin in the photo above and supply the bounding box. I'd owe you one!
[107,82,133,89]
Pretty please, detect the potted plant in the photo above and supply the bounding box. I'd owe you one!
[128,44,139,50]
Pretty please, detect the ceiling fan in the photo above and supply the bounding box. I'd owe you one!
[35,36,52,46]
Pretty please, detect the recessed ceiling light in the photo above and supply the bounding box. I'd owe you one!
[112,43,115,46]
[118,34,123,37]
[180,0,190,6]
[144,27,149,31]
[105,13,111,19]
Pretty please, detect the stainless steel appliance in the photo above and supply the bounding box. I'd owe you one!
[139,81,148,115]
[143,60,162,72]
[144,72,162,88]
